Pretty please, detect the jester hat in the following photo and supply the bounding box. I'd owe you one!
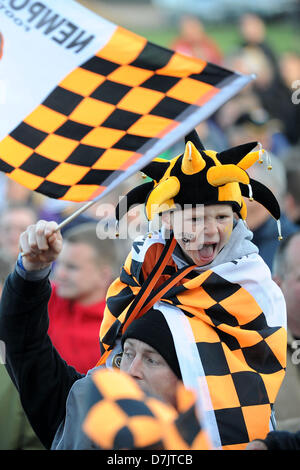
[116,130,281,235]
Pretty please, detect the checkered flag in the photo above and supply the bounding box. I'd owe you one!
[0,1,253,203]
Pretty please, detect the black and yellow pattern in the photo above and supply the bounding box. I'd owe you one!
[0,26,243,202]
[98,233,286,450]
[116,129,281,225]
[82,368,211,450]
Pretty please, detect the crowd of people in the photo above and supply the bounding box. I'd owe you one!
[0,12,299,451]
[165,12,300,270]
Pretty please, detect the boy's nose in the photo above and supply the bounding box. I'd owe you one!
[204,218,217,235]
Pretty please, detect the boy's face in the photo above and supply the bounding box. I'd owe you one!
[164,204,234,266]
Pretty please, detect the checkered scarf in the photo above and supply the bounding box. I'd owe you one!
[99,229,287,449]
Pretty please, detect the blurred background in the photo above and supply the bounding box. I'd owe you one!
[77,0,300,56]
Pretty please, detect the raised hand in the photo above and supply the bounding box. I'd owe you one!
[19,220,63,271]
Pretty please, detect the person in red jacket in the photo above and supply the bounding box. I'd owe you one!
[48,222,119,374]
[171,15,223,65]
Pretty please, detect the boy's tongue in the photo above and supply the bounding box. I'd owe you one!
[198,244,214,259]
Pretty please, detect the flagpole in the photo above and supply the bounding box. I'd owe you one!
[55,199,98,231]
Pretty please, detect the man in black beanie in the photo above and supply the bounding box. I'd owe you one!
[120,309,181,408]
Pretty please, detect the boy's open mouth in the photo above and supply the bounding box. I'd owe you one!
[180,237,220,265]
[197,242,217,260]
[183,242,219,265]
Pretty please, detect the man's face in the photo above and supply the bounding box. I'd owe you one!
[165,204,234,266]
[120,338,179,407]
[0,209,36,259]
[54,241,105,304]
[280,236,300,336]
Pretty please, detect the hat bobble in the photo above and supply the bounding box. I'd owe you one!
[247,183,254,201]
[115,220,119,238]
[277,219,283,241]
[266,150,272,170]
[258,142,264,164]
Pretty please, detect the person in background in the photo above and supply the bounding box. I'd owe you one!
[0,203,37,260]
[0,249,44,450]
[278,51,300,146]
[283,146,300,226]
[272,232,300,432]
[229,109,290,159]
[48,223,120,374]
[243,154,298,271]
[226,17,299,147]
[238,13,280,75]
[279,51,300,94]
[171,15,223,65]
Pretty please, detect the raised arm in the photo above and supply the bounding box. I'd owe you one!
[0,220,83,449]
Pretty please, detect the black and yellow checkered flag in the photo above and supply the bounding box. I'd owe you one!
[0,15,253,202]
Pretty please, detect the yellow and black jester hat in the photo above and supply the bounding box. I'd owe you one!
[116,129,282,237]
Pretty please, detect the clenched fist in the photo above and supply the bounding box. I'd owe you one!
[19,220,63,271]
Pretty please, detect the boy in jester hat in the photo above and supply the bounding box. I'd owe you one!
[98,129,287,450]
[0,129,287,451]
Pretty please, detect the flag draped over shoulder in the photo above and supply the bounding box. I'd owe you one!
[99,232,287,450]
[0,0,253,203]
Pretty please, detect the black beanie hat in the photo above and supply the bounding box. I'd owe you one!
[121,309,182,379]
